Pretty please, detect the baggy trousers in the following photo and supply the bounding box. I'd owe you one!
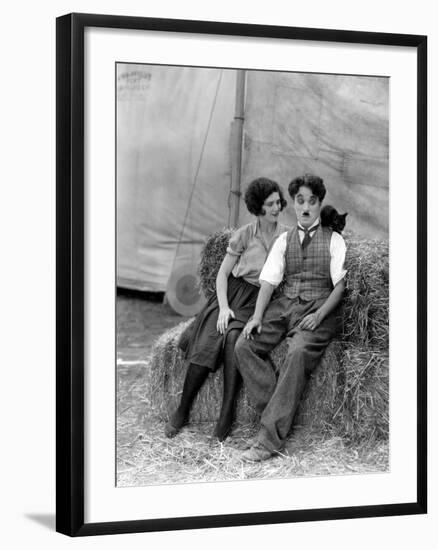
[234,295,339,452]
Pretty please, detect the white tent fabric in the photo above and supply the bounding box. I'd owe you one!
[117,65,389,294]
[117,64,236,292]
[239,71,389,238]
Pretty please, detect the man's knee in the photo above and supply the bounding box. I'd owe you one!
[287,333,307,353]
[285,335,312,367]
[285,332,328,375]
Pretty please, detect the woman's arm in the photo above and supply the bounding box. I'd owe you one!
[215,253,239,334]
[241,233,288,338]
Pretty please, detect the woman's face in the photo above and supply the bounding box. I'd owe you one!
[261,191,282,223]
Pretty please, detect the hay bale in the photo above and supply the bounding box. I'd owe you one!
[295,344,388,442]
[149,319,257,423]
[335,346,389,442]
[149,228,389,444]
[198,228,235,299]
[149,324,388,444]
[342,231,389,350]
[149,320,339,432]
[198,228,389,351]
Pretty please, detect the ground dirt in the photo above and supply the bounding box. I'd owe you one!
[117,293,389,487]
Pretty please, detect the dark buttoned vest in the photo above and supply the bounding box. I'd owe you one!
[283,225,333,301]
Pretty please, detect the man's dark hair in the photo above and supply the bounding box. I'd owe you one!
[288,174,326,202]
[244,177,287,216]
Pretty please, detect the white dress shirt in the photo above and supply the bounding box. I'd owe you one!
[259,219,347,288]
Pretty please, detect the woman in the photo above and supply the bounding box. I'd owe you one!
[164,177,289,441]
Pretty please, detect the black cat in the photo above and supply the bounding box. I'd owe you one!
[320,205,348,234]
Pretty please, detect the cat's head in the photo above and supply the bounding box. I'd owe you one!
[335,212,348,231]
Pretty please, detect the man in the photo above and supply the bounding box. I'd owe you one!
[234,174,347,462]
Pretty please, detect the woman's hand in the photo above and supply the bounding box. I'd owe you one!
[242,317,262,339]
[298,311,322,331]
[216,307,235,334]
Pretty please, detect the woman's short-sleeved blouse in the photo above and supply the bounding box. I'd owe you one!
[226,220,289,286]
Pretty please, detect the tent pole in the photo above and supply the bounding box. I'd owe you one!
[230,70,246,228]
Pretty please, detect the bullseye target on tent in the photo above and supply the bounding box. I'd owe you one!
[165,263,207,317]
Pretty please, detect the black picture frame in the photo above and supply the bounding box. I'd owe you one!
[56,12,427,537]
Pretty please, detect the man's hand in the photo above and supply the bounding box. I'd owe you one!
[216,307,235,334]
[298,311,322,331]
[242,317,262,339]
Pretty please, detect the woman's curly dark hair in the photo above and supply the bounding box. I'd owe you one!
[288,174,326,202]
[244,177,287,216]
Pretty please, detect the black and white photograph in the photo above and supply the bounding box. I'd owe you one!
[116,64,390,487]
[53,11,426,538]
[2,0,434,546]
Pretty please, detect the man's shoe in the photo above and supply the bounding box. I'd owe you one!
[241,443,274,462]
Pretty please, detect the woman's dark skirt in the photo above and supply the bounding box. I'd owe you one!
[178,275,259,372]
